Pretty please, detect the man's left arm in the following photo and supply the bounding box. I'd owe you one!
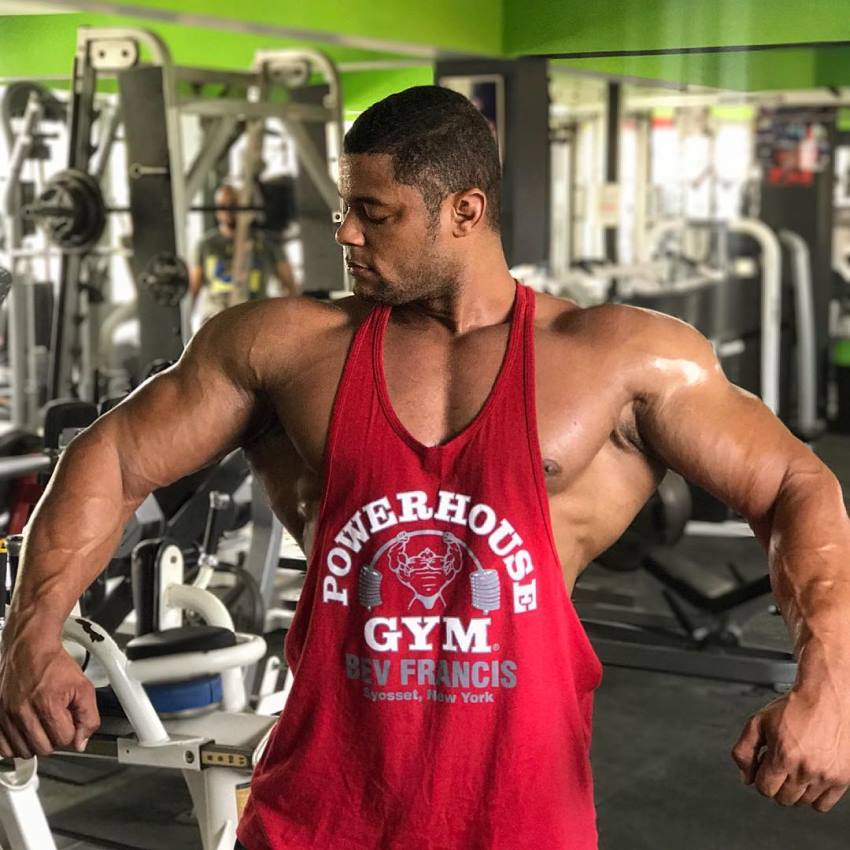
[631,310,850,813]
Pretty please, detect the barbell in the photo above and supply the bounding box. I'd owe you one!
[23,168,297,254]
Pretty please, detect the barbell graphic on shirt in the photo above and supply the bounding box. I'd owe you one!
[358,529,502,614]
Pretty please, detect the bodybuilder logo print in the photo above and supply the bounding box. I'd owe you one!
[388,530,463,609]
[359,529,501,614]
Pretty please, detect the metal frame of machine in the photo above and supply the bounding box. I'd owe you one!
[1,27,347,432]
[0,542,277,850]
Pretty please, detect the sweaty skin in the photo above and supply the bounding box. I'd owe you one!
[2,153,850,820]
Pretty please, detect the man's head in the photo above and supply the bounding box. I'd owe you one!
[214,183,239,236]
[336,85,503,305]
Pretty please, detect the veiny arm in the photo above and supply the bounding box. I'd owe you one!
[626,306,850,812]
[0,301,275,758]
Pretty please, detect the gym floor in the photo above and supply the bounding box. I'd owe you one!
[33,436,850,849]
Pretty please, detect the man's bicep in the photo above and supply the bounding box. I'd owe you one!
[97,318,259,499]
[634,326,804,525]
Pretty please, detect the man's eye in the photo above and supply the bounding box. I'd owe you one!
[364,210,389,224]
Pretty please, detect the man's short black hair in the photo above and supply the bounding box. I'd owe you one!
[344,85,501,231]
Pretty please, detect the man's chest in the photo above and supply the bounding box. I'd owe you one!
[267,322,637,489]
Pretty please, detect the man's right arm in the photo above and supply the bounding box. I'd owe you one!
[0,303,271,759]
[189,236,207,308]
[189,263,205,308]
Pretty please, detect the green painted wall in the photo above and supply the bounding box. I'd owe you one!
[5,1,850,101]
[0,13,434,112]
[814,46,850,88]
[62,0,502,57]
[503,0,850,56]
[0,13,408,78]
[53,0,850,58]
[342,68,435,117]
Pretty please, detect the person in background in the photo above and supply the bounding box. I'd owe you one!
[189,182,299,325]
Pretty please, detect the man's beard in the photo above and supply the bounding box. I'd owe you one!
[355,253,460,306]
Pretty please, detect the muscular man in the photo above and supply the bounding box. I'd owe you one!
[2,87,850,849]
[189,182,298,324]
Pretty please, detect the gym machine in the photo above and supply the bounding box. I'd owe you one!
[570,218,819,686]
[9,28,347,413]
[0,374,290,702]
[638,218,821,529]
[575,471,797,688]
[1,84,68,430]
[0,31,330,669]
[0,531,276,850]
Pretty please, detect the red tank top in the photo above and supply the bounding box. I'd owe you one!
[238,282,604,850]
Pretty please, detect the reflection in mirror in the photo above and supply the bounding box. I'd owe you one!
[542,45,850,442]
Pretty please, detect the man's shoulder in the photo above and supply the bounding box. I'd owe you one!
[536,293,710,361]
[198,295,372,374]
[222,294,365,337]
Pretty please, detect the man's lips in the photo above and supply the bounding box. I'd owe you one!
[346,260,376,277]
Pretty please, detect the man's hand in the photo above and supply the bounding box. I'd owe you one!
[732,686,850,812]
[0,631,99,759]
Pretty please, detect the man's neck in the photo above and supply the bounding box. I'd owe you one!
[397,257,517,335]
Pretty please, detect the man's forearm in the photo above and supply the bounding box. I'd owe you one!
[275,261,299,297]
[761,463,850,688]
[189,266,205,308]
[4,429,143,643]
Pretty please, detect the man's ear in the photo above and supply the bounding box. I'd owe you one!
[449,188,487,236]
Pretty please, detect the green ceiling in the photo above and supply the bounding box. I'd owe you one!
[502,0,850,56]
[3,0,850,105]
[555,46,850,93]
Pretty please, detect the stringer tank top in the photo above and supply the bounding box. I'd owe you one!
[238,282,604,850]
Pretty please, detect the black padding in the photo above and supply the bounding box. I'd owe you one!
[125,624,236,660]
[0,429,42,457]
[42,399,98,450]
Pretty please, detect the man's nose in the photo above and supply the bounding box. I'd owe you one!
[335,209,364,247]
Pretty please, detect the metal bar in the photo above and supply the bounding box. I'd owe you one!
[584,631,796,687]
[1,95,42,218]
[184,115,240,203]
[7,246,131,260]
[604,82,620,263]
[242,477,284,696]
[685,520,754,538]
[178,98,333,123]
[174,65,259,89]
[49,44,97,403]
[107,205,264,214]
[3,95,42,430]
[728,218,782,414]
[779,229,821,437]
[337,59,433,72]
[231,114,265,306]
[91,103,122,182]
[282,118,340,212]
[0,74,70,84]
[62,617,170,746]
[79,28,190,347]
[0,759,58,850]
